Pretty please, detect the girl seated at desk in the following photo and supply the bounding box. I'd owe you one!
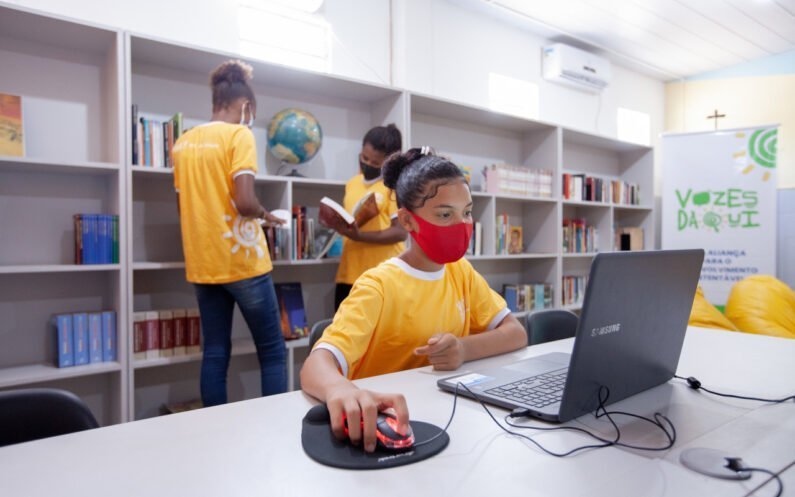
[301,147,527,453]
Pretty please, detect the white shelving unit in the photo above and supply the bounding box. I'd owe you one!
[0,4,655,426]
[0,4,127,426]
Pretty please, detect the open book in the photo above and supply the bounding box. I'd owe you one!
[318,191,378,232]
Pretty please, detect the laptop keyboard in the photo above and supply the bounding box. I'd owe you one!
[484,368,568,408]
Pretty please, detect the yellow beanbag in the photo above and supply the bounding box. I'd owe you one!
[688,286,738,331]
[725,275,795,339]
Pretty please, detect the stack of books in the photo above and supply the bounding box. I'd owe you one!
[484,164,553,197]
[503,284,553,313]
[562,275,588,306]
[562,173,640,205]
[562,218,598,254]
[53,311,117,367]
[73,214,119,264]
[466,222,483,256]
[131,105,184,168]
[496,215,524,255]
[132,309,201,360]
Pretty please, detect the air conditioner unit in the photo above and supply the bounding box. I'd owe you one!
[542,43,611,93]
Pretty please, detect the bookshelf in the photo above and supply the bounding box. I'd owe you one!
[0,4,126,426]
[0,4,655,426]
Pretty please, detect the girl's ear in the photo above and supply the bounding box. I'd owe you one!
[396,208,417,233]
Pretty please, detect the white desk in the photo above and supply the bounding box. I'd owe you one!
[1,327,793,497]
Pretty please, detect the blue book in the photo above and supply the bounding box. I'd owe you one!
[143,119,151,166]
[98,215,109,264]
[81,214,90,264]
[55,314,74,368]
[275,283,308,338]
[534,284,545,310]
[91,214,100,264]
[72,313,89,365]
[101,311,117,362]
[88,313,103,363]
[503,285,518,313]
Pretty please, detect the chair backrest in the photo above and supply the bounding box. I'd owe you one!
[308,318,334,350]
[0,388,99,447]
[525,309,579,346]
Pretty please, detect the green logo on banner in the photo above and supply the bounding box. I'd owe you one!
[749,128,777,169]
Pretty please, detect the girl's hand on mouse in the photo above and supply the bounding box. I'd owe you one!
[414,333,465,370]
[325,384,409,453]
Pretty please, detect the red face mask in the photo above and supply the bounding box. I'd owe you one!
[409,212,474,264]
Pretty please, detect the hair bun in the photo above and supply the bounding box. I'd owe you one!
[210,60,254,87]
[382,148,423,190]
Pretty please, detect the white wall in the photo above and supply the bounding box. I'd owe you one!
[6,0,665,168]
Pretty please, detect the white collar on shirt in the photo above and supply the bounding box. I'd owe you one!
[385,257,445,281]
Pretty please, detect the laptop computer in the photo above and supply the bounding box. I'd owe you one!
[438,249,704,423]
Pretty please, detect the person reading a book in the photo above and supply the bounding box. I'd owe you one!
[301,147,528,452]
[173,59,287,406]
[332,124,408,310]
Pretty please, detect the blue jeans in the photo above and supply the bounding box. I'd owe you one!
[194,272,287,406]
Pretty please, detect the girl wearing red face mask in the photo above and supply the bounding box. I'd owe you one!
[301,147,528,453]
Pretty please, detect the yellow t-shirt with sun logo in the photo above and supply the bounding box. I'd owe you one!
[173,122,272,284]
[335,175,404,284]
[316,257,510,380]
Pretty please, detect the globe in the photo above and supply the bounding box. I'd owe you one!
[266,108,322,165]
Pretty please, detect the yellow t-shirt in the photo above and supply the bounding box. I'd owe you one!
[316,257,510,379]
[335,175,404,284]
[173,122,272,284]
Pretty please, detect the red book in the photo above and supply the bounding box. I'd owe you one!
[172,309,187,356]
[133,312,146,360]
[144,311,160,359]
[187,308,201,354]
[159,310,174,357]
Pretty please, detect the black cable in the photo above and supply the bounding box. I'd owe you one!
[742,468,783,497]
[674,375,795,404]
[416,382,676,457]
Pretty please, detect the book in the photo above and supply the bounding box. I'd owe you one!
[172,309,187,356]
[112,215,119,264]
[508,226,523,254]
[159,310,174,357]
[133,312,147,360]
[55,314,74,368]
[131,104,139,165]
[0,93,24,157]
[503,285,519,313]
[186,308,201,354]
[101,310,117,362]
[275,283,309,339]
[74,215,83,264]
[88,313,103,363]
[318,191,378,232]
[73,313,89,366]
[314,228,339,260]
[144,311,160,359]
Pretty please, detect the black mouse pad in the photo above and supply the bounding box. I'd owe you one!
[301,404,449,470]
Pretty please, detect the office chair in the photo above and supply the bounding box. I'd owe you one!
[0,388,99,447]
[308,318,333,350]
[525,309,579,346]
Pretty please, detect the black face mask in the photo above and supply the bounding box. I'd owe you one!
[360,161,382,181]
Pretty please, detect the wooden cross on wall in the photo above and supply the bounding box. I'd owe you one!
[707,109,726,130]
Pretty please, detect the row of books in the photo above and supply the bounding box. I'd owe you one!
[73,214,119,265]
[496,214,524,255]
[131,105,184,168]
[483,164,554,198]
[562,218,598,254]
[132,309,201,360]
[503,283,553,313]
[465,222,484,256]
[615,226,644,251]
[53,311,117,368]
[562,275,588,307]
[562,173,640,205]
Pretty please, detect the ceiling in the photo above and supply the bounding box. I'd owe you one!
[455,0,795,80]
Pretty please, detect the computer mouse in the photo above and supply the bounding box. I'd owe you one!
[343,410,415,451]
